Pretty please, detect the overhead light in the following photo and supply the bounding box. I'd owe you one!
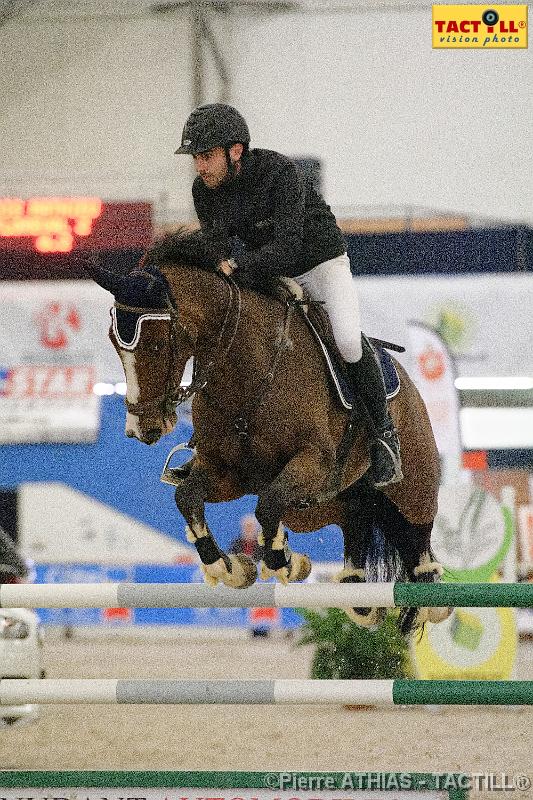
[455,377,533,391]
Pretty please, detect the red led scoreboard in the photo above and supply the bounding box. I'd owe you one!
[0,198,153,279]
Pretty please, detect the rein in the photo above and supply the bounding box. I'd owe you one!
[180,272,242,403]
[200,282,301,440]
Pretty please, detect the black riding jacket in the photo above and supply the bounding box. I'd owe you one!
[192,148,346,281]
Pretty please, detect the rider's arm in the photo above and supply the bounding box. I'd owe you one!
[193,179,233,264]
[233,161,306,281]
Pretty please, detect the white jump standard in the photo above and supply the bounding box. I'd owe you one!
[0,582,531,608]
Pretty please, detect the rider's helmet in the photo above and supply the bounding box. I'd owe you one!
[175,104,250,155]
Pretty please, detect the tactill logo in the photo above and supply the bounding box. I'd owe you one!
[432,4,528,48]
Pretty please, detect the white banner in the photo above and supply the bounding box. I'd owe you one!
[358,272,533,378]
[0,279,121,381]
[0,280,119,441]
[406,321,462,462]
[19,482,194,563]
[0,365,100,443]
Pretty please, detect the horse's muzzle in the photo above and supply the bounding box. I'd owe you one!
[143,428,162,445]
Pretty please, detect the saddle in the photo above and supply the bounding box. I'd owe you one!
[275,278,403,411]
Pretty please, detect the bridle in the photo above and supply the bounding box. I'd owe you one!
[113,273,241,421]
[114,273,305,441]
[112,301,186,420]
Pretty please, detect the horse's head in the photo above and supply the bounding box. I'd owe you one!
[89,263,195,445]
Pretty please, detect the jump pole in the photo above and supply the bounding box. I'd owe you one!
[1,582,532,609]
[1,679,532,705]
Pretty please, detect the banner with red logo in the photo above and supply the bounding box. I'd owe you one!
[0,280,122,442]
[406,321,462,466]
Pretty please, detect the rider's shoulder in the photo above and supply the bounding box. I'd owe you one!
[249,148,299,176]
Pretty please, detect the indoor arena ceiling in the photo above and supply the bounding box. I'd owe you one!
[0,0,432,26]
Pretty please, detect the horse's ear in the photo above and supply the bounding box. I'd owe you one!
[84,258,167,308]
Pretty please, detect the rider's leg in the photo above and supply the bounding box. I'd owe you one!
[346,336,403,487]
[295,253,402,488]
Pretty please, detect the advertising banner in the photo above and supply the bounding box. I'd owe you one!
[406,321,461,464]
[0,280,119,441]
[357,273,533,378]
[0,772,470,800]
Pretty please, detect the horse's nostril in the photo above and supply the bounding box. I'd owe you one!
[126,430,135,438]
[145,429,161,444]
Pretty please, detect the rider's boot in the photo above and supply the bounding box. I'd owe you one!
[346,336,403,488]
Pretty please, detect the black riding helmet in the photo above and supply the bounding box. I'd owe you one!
[175,103,250,156]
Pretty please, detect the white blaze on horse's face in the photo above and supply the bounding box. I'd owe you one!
[109,307,176,445]
[121,351,143,439]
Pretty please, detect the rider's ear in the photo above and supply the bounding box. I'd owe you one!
[229,143,243,163]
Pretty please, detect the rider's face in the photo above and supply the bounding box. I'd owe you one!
[193,144,243,188]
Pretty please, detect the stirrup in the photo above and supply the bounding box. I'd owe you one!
[161,442,195,486]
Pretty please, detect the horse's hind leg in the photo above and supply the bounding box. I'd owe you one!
[173,458,257,589]
[255,444,333,583]
[336,481,387,629]
[386,517,453,632]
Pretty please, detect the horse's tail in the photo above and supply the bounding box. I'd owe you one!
[340,479,433,634]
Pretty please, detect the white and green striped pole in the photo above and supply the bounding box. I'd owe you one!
[1,581,532,608]
[1,679,532,705]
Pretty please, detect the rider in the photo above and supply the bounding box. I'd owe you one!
[175,103,402,488]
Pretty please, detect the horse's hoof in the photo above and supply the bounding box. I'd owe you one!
[201,554,257,589]
[289,553,312,581]
[226,553,258,589]
[333,568,386,628]
[260,561,284,583]
[334,567,365,583]
[260,552,311,584]
[417,605,454,625]
[344,606,386,629]
[200,560,224,587]
[412,558,453,625]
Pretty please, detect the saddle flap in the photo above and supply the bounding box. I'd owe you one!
[273,278,402,410]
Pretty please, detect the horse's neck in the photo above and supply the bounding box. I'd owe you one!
[163,265,286,381]
[162,265,224,338]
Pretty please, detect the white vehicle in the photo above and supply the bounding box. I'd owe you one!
[0,607,44,726]
[0,529,44,725]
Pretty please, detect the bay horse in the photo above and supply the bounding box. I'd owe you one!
[89,229,452,633]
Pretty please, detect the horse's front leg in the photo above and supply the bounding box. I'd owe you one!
[173,459,257,589]
[255,443,334,584]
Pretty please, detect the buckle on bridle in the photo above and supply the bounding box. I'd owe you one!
[234,416,249,438]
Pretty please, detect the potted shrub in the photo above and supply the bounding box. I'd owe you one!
[296,607,412,708]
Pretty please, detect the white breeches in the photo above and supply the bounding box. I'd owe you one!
[294,252,363,363]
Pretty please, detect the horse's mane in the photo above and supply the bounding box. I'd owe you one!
[143,227,225,273]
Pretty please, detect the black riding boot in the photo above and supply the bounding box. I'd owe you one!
[346,337,403,488]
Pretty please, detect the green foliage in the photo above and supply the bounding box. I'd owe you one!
[296,607,412,680]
